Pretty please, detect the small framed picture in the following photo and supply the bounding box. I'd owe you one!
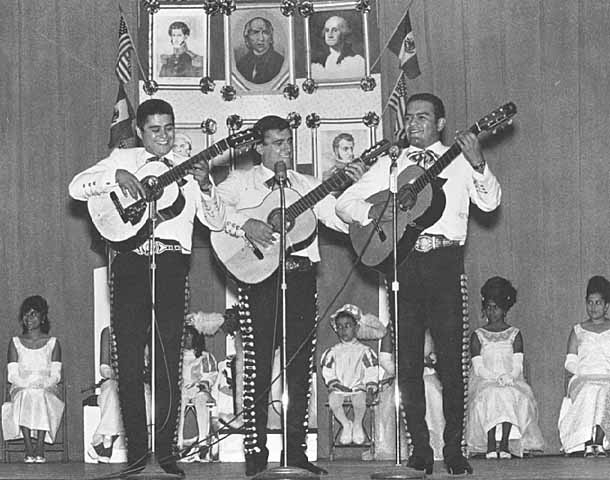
[304,1,377,88]
[150,6,206,88]
[173,124,207,161]
[305,116,379,181]
[225,4,293,94]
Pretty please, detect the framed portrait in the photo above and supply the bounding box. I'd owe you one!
[305,116,379,180]
[150,6,206,88]
[304,1,378,89]
[225,4,294,94]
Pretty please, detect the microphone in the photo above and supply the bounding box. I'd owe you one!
[274,160,287,184]
[389,144,401,161]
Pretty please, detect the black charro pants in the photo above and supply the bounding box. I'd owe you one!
[391,246,466,460]
[241,267,316,463]
[111,251,188,465]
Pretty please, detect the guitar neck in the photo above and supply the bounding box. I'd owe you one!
[285,168,354,219]
[411,123,481,194]
[155,139,230,189]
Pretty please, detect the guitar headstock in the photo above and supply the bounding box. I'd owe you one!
[227,128,263,149]
[473,102,517,135]
[356,139,392,167]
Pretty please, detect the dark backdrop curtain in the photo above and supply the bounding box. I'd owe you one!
[0,0,140,459]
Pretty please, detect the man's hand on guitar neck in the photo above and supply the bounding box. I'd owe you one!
[455,130,485,170]
[344,162,365,182]
[189,159,212,192]
[116,169,145,200]
[242,219,276,248]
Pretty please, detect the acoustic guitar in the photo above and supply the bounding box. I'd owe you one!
[87,129,261,251]
[211,139,392,284]
[349,102,517,269]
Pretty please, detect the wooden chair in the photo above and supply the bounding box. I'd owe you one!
[1,380,69,463]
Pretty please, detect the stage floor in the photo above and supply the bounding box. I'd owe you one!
[0,456,608,480]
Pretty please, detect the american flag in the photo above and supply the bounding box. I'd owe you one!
[388,73,409,143]
[115,15,133,83]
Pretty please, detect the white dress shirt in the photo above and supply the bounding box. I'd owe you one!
[68,147,225,253]
[215,164,348,263]
[335,141,501,243]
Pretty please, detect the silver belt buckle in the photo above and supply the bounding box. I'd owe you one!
[415,236,434,253]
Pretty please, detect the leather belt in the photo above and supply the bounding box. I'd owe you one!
[414,234,460,253]
[134,239,184,256]
[284,256,313,273]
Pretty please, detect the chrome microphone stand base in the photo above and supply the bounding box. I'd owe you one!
[254,465,320,480]
[370,465,426,479]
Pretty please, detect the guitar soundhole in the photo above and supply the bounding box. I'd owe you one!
[267,208,294,234]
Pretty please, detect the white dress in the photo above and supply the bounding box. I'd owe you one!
[1,337,65,443]
[558,324,610,453]
[466,327,544,456]
[320,340,378,395]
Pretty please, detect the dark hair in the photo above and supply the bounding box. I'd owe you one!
[253,115,290,139]
[136,99,174,129]
[168,21,190,37]
[481,276,517,312]
[184,324,206,358]
[332,132,354,152]
[336,311,358,325]
[243,17,274,49]
[19,295,50,334]
[586,275,610,303]
[406,93,446,120]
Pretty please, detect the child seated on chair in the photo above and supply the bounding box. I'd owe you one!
[1,295,64,464]
[321,304,379,445]
[559,275,610,457]
[177,323,219,462]
[88,326,124,463]
[466,277,544,459]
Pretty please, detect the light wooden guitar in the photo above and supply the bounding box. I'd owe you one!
[211,140,392,284]
[87,129,261,251]
[350,102,517,269]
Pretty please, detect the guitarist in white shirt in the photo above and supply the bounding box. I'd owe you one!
[69,99,225,478]
[215,115,363,476]
[335,93,501,475]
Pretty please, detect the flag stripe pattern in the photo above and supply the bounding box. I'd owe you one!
[108,84,136,149]
[388,73,409,142]
[115,15,133,83]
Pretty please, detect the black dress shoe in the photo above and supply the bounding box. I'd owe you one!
[292,460,328,475]
[406,455,434,474]
[444,454,473,475]
[245,448,269,476]
[160,462,186,478]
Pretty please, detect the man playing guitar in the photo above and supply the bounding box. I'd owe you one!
[69,99,225,478]
[215,115,363,476]
[335,93,502,475]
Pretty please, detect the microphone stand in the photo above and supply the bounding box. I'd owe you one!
[128,198,180,479]
[256,167,317,480]
[372,150,424,480]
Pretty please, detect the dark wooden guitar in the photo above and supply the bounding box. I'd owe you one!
[87,129,261,251]
[349,102,517,269]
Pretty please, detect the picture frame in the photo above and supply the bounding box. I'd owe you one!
[150,5,207,89]
[303,1,378,90]
[305,115,379,180]
[224,3,295,95]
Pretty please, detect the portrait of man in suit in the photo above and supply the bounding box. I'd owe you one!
[235,17,285,85]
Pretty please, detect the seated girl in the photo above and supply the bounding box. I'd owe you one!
[466,277,544,459]
[320,304,379,445]
[87,326,124,463]
[177,324,218,462]
[1,295,64,463]
[559,275,610,456]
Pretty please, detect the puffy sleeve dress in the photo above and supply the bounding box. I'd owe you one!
[1,337,65,443]
[466,326,544,457]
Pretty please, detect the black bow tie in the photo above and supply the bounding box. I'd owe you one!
[408,150,438,170]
